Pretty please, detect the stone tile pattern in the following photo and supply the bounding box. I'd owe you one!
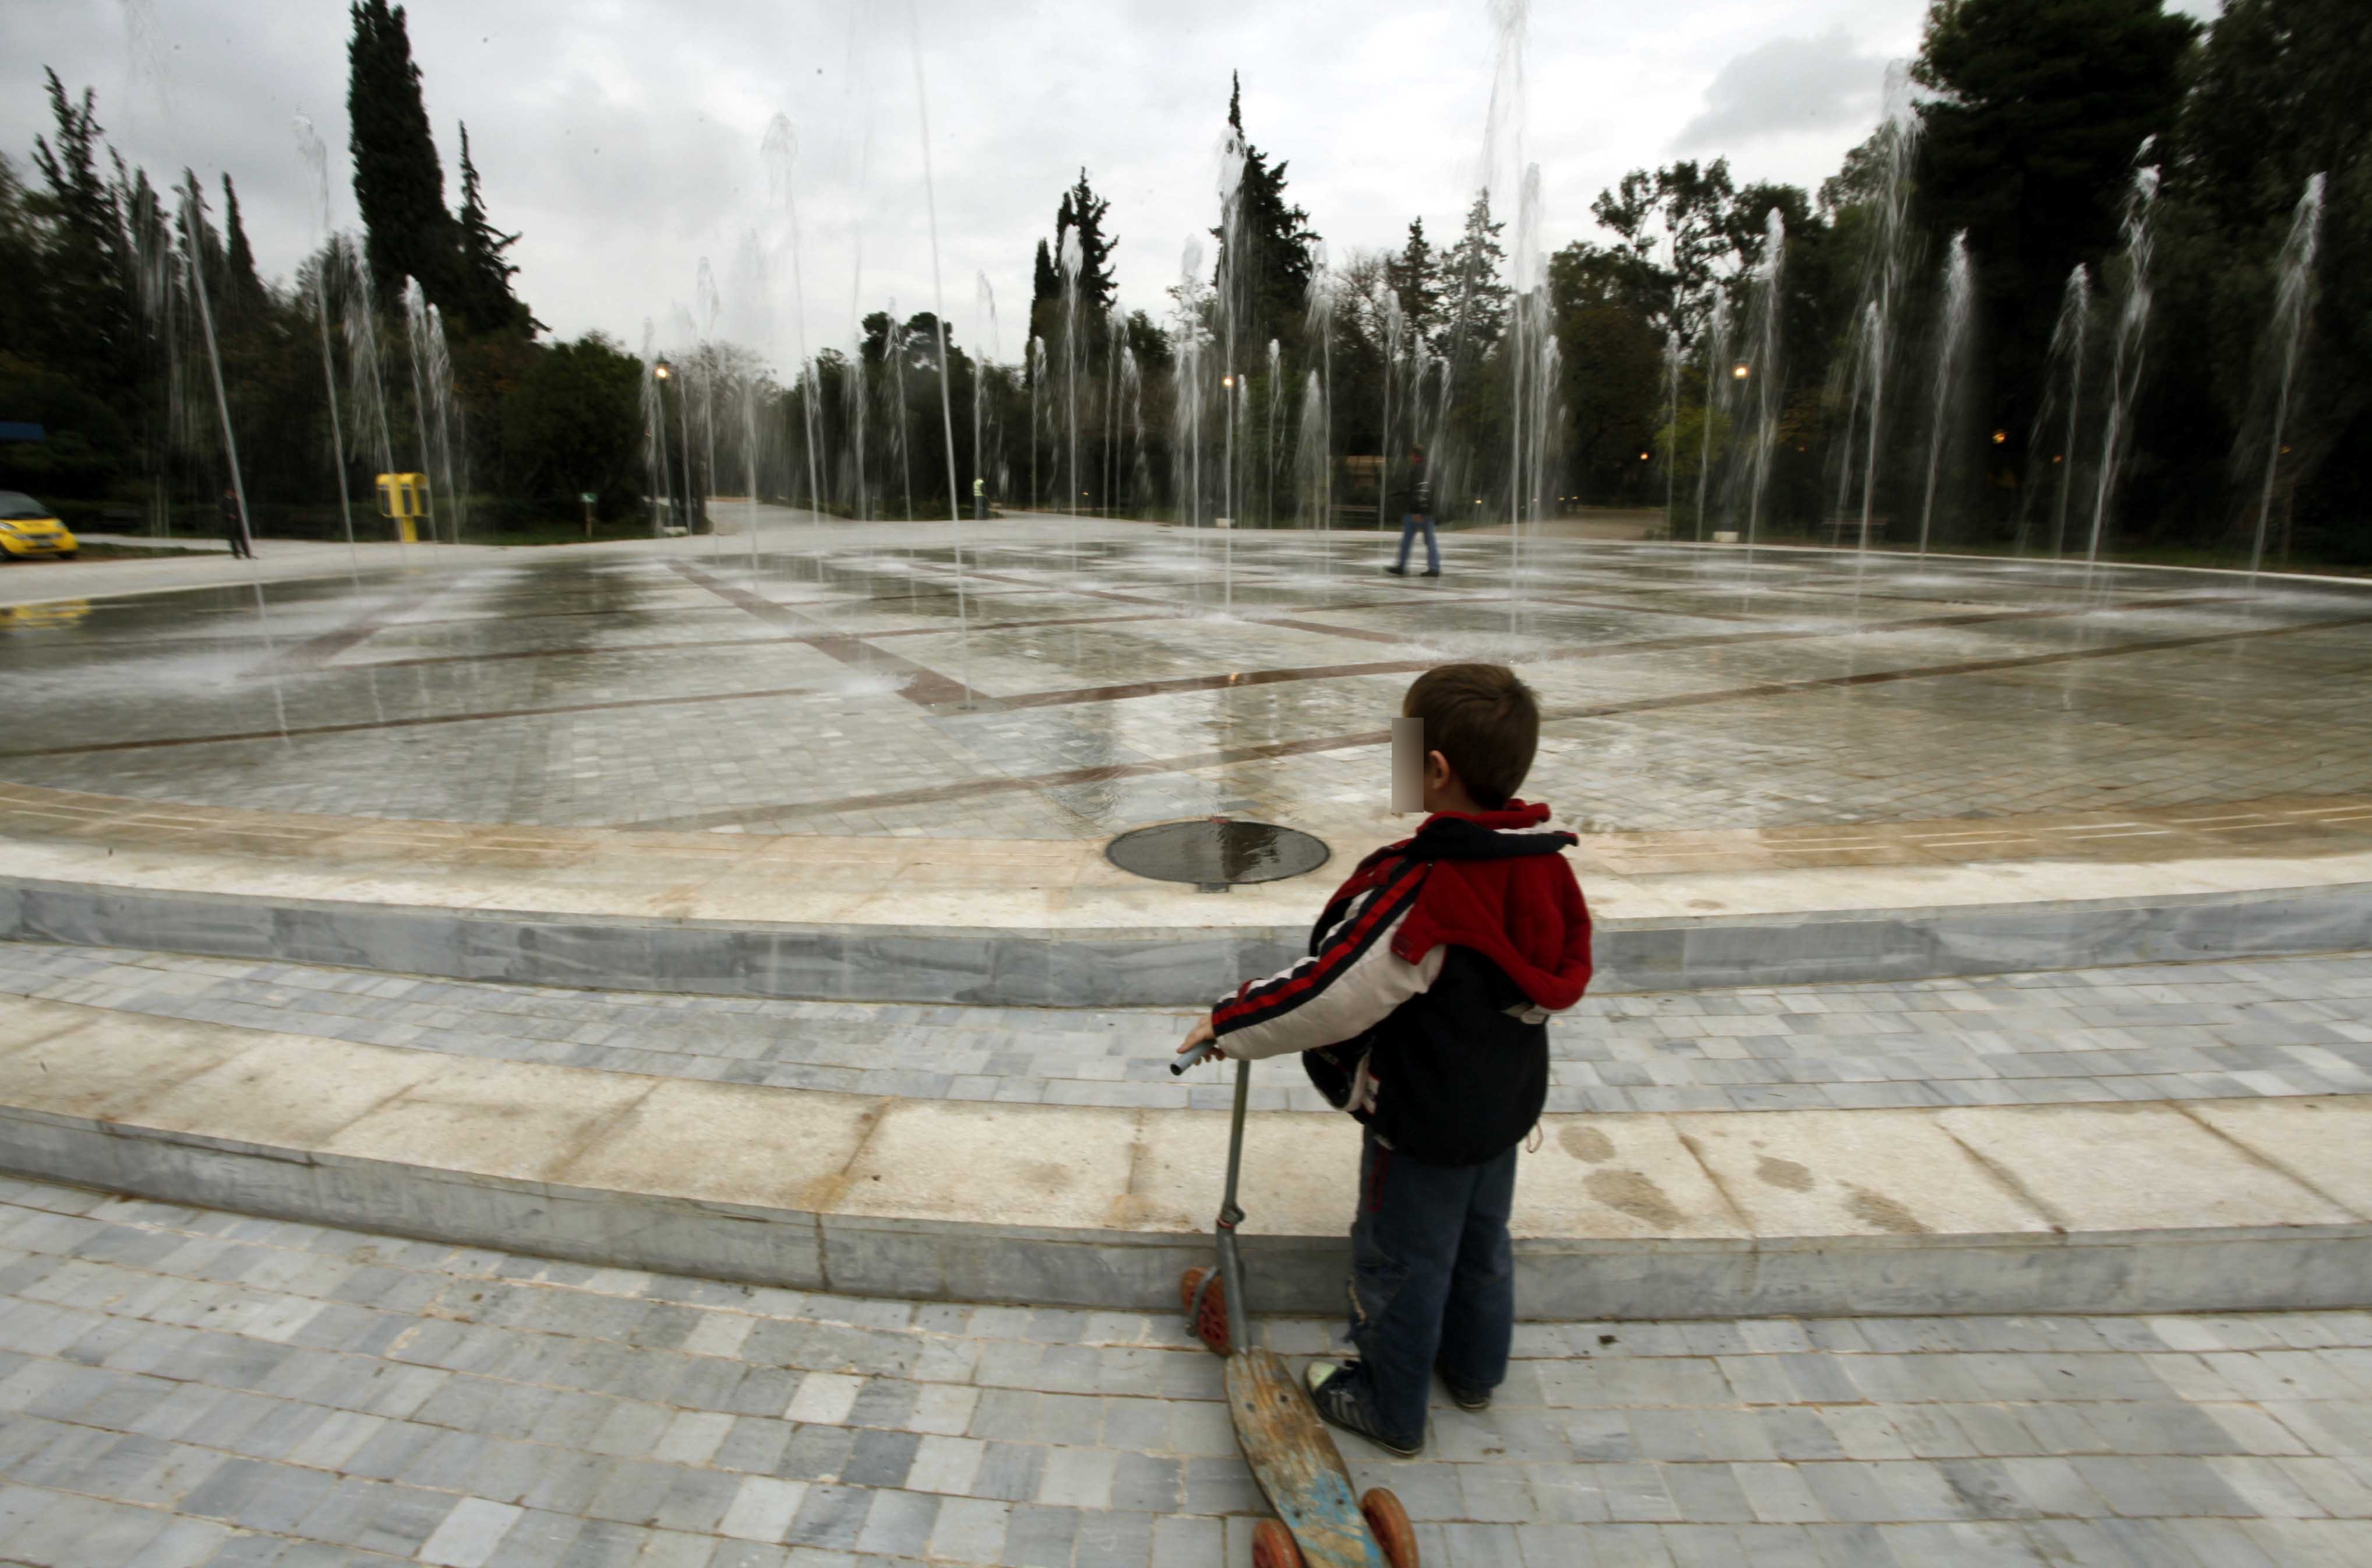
[9,523,2372,841]
[9,940,2372,1117]
[0,1175,2368,1566]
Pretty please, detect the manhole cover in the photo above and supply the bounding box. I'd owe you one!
[1106,818,1331,890]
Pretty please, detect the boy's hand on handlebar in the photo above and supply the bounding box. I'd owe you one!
[1177,1015,1222,1061]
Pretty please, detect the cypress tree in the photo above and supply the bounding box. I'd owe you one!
[218,172,268,323]
[1032,239,1058,307]
[1212,72,1320,349]
[347,0,454,305]
[1385,217,1442,346]
[453,123,535,335]
[1053,168,1117,312]
[1440,192,1510,357]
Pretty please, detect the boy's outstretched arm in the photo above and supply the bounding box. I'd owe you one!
[1191,859,1443,1063]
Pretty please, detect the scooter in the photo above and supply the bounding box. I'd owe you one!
[1173,1043,1418,1568]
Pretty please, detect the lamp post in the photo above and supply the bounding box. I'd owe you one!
[654,357,697,535]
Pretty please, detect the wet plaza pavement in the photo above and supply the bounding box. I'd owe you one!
[5,512,2372,843]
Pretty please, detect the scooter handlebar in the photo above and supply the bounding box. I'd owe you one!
[1170,1039,1220,1075]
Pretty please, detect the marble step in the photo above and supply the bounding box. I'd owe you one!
[2,991,2366,1320]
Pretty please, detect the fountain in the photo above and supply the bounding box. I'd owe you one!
[1304,248,1336,539]
[1661,329,1681,539]
[2032,264,2092,559]
[1059,228,1083,534]
[1739,208,1786,559]
[292,118,362,583]
[1695,293,1731,540]
[1916,231,1974,555]
[905,0,974,697]
[1834,89,1921,553]
[2085,154,2162,567]
[2244,174,2325,581]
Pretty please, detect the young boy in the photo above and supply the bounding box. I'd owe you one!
[1175,663,1592,1456]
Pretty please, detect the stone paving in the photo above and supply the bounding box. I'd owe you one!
[2,1174,2369,1566]
[7,515,2372,841]
[7,941,2372,1117]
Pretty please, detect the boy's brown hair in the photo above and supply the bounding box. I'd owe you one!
[1403,663,1539,808]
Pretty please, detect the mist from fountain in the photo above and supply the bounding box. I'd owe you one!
[1265,338,1282,527]
[2245,174,2325,582]
[1917,231,1974,556]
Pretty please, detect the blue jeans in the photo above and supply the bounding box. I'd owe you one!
[1395,512,1439,573]
[1347,1124,1517,1444]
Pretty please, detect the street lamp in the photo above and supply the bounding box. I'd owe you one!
[1732,361,1750,381]
[652,359,693,534]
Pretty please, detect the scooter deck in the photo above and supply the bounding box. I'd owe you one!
[1225,1348,1388,1568]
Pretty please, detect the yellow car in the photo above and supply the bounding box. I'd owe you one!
[0,492,77,560]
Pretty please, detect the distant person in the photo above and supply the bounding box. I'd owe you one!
[1176,663,1593,1456]
[1386,445,1438,577]
[218,488,253,559]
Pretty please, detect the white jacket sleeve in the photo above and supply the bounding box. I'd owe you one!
[1211,874,1444,1061]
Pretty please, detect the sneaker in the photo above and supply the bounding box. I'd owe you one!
[1439,1371,1492,1412]
[1421,569,1441,577]
[1384,565,1407,576]
[1305,1360,1423,1457]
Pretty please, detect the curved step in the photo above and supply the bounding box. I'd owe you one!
[2,993,2367,1320]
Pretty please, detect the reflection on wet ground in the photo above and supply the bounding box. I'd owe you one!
[3,512,2370,840]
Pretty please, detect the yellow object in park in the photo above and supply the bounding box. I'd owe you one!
[374,472,430,543]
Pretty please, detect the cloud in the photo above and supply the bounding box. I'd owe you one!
[1675,27,1887,150]
[1,2,1915,356]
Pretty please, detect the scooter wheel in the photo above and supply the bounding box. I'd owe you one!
[1361,1487,1418,1568]
[1178,1265,1230,1356]
[1251,1517,1304,1568]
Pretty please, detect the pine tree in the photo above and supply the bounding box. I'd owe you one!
[1439,191,1510,358]
[1212,72,1321,350]
[1053,168,1117,312]
[29,70,135,390]
[218,173,268,323]
[453,123,535,336]
[347,0,454,305]
[1385,218,1442,347]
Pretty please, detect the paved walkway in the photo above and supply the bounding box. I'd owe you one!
[8,941,2369,1115]
[1,1175,2367,1566]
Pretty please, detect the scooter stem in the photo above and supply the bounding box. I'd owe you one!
[1215,1056,1252,1355]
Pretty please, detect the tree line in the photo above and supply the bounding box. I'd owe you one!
[2,0,2364,565]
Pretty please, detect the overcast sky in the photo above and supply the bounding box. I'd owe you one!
[5,0,2221,374]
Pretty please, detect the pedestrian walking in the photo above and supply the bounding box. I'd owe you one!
[1385,446,1438,577]
[219,488,253,560]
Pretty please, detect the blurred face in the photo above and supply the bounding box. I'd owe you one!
[1390,715,1423,813]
